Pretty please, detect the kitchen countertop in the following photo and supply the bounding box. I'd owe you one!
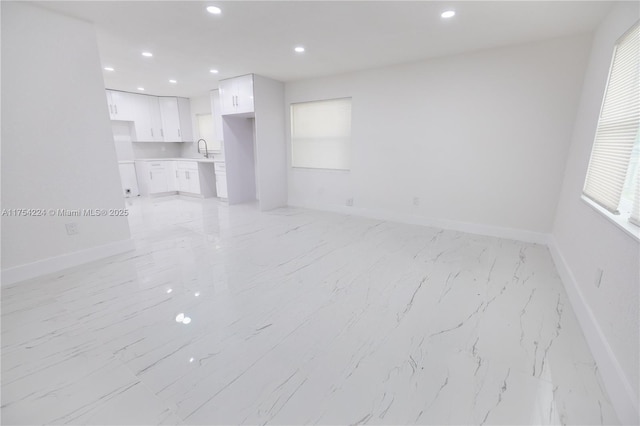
[134,157,219,164]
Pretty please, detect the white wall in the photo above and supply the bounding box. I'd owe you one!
[285,34,592,239]
[551,3,640,424]
[133,142,183,159]
[1,2,131,282]
[181,93,213,158]
[254,75,287,211]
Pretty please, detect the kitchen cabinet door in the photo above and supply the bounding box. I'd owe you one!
[187,169,201,194]
[148,97,164,142]
[166,161,178,192]
[235,74,254,114]
[148,163,169,194]
[108,90,136,121]
[159,97,181,141]
[218,75,254,115]
[132,94,153,141]
[218,79,236,116]
[215,173,228,198]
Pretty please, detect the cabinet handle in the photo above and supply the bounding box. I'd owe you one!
[114,105,118,115]
[151,128,154,137]
[161,129,164,137]
[186,171,189,180]
[109,105,113,114]
[149,171,153,180]
[178,128,181,137]
[176,171,178,178]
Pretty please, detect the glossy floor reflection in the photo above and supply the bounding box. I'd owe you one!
[2,196,618,425]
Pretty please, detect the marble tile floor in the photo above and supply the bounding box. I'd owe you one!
[1,196,618,425]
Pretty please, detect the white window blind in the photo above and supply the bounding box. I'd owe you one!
[583,21,639,225]
[291,98,352,170]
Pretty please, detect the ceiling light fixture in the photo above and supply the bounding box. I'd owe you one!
[294,46,305,53]
[206,6,222,14]
[441,10,455,18]
[137,87,145,91]
[104,67,114,71]
[210,69,219,74]
[142,51,153,57]
[169,79,177,84]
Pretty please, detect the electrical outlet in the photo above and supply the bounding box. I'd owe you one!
[65,222,79,235]
[346,198,354,207]
[594,268,604,288]
[413,197,420,207]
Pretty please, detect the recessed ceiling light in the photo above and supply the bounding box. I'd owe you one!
[294,46,305,53]
[441,10,455,18]
[210,69,219,74]
[137,87,145,91]
[206,6,222,14]
[141,51,153,57]
[104,67,114,71]
[169,79,177,84]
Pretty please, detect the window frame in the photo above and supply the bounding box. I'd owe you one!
[290,97,353,171]
[581,21,640,241]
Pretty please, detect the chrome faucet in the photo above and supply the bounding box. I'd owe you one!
[197,139,209,158]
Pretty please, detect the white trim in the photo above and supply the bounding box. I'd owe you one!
[548,236,639,426]
[1,239,135,287]
[289,201,550,244]
[581,195,640,242]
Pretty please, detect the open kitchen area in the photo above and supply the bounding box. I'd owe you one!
[111,74,286,211]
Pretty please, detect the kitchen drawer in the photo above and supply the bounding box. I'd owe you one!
[214,162,226,173]
[148,161,167,169]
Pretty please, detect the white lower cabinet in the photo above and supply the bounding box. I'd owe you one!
[215,173,228,199]
[166,161,178,192]
[136,160,216,197]
[214,161,227,199]
[147,162,170,194]
[176,162,200,194]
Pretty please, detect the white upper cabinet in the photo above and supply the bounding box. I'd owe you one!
[106,90,193,142]
[148,96,164,142]
[159,97,181,141]
[131,95,153,141]
[159,97,193,142]
[106,90,136,121]
[219,74,254,115]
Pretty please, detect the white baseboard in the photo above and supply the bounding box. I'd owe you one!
[548,236,639,426]
[289,201,550,244]
[1,239,135,287]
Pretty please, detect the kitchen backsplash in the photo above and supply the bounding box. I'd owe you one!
[132,142,183,159]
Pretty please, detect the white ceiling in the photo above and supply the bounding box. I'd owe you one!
[35,1,614,98]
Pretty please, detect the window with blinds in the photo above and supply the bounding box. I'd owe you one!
[583,21,639,227]
[290,98,352,170]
